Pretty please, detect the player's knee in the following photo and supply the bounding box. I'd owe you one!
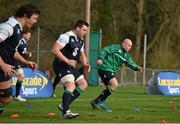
[0,87,13,104]
[64,82,76,92]
[15,68,24,78]
[76,77,88,90]
[0,87,13,98]
[83,81,88,89]
[0,96,12,105]
[110,82,119,90]
[115,82,119,88]
[18,75,25,80]
[79,81,88,90]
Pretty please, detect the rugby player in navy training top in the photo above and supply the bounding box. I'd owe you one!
[52,20,90,119]
[14,29,32,102]
[0,4,40,115]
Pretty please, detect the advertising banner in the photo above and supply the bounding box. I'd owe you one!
[146,76,161,95]
[12,67,53,98]
[156,71,180,96]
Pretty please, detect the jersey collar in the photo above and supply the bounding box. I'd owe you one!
[9,16,23,31]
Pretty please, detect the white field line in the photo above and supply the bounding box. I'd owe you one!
[27,97,179,102]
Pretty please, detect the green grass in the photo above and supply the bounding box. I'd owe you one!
[0,85,180,123]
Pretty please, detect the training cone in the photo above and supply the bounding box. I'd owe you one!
[47,112,55,117]
[10,114,19,118]
[159,119,167,124]
[106,109,112,113]
[133,107,140,112]
[25,105,32,108]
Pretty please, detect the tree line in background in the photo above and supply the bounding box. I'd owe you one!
[0,0,179,70]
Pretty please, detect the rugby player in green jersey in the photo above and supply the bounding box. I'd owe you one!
[90,38,142,112]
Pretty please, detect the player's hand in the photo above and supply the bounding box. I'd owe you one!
[137,66,143,72]
[27,61,37,71]
[67,59,77,68]
[1,63,15,76]
[28,52,32,57]
[97,59,103,65]
[25,51,32,57]
[84,63,91,72]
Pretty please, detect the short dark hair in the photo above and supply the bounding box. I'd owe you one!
[74,20,89,29]
[23,29,31,34]
[15,4,40,18]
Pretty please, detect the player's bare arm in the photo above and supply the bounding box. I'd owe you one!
[24,51,32,57]
[52,41,77,68]
[14,51,37,69]
[80,51,90,72]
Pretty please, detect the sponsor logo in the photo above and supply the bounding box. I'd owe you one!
[156,71,180,95]
[158,77,180,86]
[12,68,52,97]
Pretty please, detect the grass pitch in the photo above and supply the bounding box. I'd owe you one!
[0,85,180,123]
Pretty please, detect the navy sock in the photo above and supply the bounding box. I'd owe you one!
[15,80,23,97]
[62,90,73,114]
[95,86,113,104]
[70,86,83,104]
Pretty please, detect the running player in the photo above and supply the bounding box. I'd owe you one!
[52,20,90,119]
[0,4,40,114]
[14,29,32,101]
[90,39,142,112]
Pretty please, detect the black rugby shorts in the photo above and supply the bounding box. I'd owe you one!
[98,69,115,85]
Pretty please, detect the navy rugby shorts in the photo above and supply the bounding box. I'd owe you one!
[0,69,11,82]
[53,60,82,80]
[0,51,14,82]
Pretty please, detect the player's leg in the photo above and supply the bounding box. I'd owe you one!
[91,69,117,110]
[0,79,13,115]
[61,74,79,118]
[52,75,60,97]
[69,75,88,104]
[67,67,88,104]
[60,72,87,118]
[53,61,78,118]
[14,68,26,101]
[52,61,61,97]
[98,78,118,112]
[95,78,118,103]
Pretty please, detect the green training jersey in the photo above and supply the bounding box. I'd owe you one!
[98,44,138,73]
